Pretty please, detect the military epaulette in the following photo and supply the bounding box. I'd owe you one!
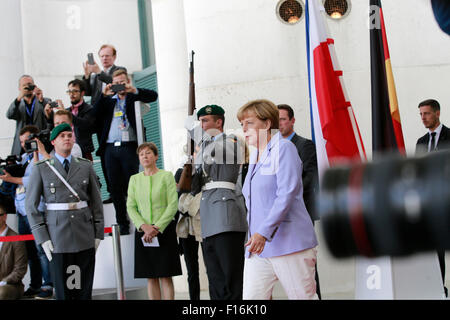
[74,157,91,163]
[35,158,50,166]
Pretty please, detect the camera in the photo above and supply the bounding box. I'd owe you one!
[0,155,25,178]
[49,101,59,108]
[24,129,51,153]
[25,84,36,91]
[87,52,95,65]
[318,150,450,258]
[111,84,126,93]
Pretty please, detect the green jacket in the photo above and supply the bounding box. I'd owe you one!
[126,170,178,233]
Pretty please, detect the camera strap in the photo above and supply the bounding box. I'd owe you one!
[45,161,81,202]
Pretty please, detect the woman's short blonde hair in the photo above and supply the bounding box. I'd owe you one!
[236,99,279,129]
[137,142,158,156]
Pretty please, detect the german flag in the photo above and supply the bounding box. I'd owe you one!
[370,0,405,156]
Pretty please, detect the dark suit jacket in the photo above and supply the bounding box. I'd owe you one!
[0,228,27,287]
[6,97,51,155]
[83,65,126,107]
[93,88,158,157]
[415,124,450,155]
[290,133,319,221]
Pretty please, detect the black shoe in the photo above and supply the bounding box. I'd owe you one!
[23,287,40,298]
[35,289,53,300]
[102,197,113,204]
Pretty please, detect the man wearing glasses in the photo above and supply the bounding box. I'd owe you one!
[45,79,95,161]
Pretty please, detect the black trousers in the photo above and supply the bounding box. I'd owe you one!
[202,232,246,300]
[50,248,96,300]
[180,235,202,300]
[104,142,139,230]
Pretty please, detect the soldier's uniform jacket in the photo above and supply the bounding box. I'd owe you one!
[25,156,104,253]
[192,129,248,238]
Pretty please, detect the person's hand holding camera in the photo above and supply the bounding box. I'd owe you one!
[17,84,34,102]
[103,83,114,96]
[34,138,50,161]
[83,61,101,78]
[125,82,138,95]
[34,87,44,104]
[0,170,21,185]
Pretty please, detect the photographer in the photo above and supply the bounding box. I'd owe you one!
[0,125,53,299]
[94,68,158,235]
[6,75,51,156]
[44,80,93,160]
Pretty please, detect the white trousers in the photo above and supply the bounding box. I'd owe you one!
[243,247,319,300]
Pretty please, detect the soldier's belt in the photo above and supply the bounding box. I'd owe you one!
[202,181,236,191]
[46,201,88,211]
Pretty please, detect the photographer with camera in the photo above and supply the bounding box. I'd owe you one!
[0,125,53,299]
[93,68,158,235]
[44,79,94,160]
[6,75,52,156]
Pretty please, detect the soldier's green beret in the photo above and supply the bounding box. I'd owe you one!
[197,105,225,119]
[50,123,72,141]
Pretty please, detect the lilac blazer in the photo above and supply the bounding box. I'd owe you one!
[242,132,318,258]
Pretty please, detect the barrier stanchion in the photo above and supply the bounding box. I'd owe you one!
[111,224,126,300]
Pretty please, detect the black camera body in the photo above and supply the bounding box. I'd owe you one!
[24,129,51,153]
[0,155,25,177]
[111,84,126,93]
[49,101,59,108]
[25,84,36,91]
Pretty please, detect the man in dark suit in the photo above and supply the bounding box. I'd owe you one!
[94,68,158,235]
[415,98,449,297]
[277,104,321,299]
[0,203,28,300]
[6,75,51,156]
[45,79,95,160]
[83,44,127,203]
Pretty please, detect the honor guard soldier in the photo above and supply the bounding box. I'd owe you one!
[25,123,104,300]
[184,104,248,300]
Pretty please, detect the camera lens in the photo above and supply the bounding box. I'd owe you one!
[318,150,450,258]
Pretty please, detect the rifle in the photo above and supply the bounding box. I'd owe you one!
[178,50,196,193]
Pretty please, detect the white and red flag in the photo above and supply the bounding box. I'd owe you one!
[305,0,366,179]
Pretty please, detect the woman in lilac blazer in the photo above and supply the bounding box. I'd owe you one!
[237,99,319,300]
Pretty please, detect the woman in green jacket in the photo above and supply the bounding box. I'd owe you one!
[127,142,182,300]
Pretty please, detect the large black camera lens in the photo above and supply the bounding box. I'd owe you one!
[318,150,450,258]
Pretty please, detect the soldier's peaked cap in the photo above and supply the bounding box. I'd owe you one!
[50,123,72,141]
[197,105,225,119]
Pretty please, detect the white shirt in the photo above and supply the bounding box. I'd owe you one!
[428,123,442,152]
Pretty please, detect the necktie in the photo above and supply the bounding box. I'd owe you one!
[429,132,436,152]
[63,159,70,173]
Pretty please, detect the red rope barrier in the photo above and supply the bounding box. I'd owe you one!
[0,227,113,242]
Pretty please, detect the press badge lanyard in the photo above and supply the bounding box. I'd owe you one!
[114,96,128,128]
[25,97,36,120]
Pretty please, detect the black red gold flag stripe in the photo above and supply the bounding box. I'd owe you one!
[370,0,405,157]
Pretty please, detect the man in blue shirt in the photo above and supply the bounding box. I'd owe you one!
[93,68,158,235]
[0,125,53,299]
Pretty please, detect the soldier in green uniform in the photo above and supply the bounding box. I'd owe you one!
[25,123,104,300]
